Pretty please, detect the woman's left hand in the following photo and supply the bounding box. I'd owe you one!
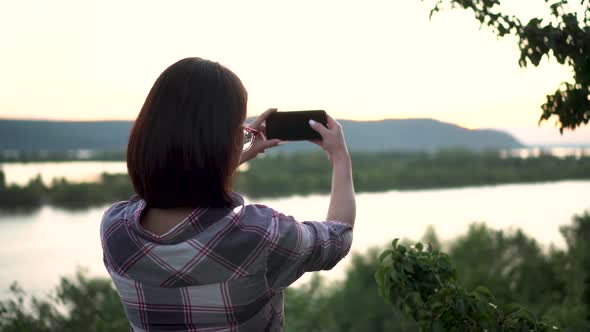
[239,108,284,164]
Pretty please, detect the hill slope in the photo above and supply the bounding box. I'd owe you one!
[0,120,132,152]
[0,118,523,152]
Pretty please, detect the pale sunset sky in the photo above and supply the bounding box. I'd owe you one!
[1,0,589,144]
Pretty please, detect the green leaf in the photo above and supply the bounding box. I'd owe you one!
[374,269,385,298]
[415,242,424,252]
[403,262,414,274]
[398,245,407,254]
[379,249,394,262]
[432,319,445,332]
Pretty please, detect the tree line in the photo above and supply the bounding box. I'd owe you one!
[1,150,589,211]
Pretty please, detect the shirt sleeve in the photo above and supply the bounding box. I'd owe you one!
[265,210,353,291]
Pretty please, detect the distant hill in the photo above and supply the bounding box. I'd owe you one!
[0,120,132,152]
[0,118,523,153]
[282,119,523,152]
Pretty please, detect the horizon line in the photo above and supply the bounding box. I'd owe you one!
[0,116,505,130]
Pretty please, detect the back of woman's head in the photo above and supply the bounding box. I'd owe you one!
[127,57,247,208]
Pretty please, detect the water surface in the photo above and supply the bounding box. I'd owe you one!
[1,180,588,295]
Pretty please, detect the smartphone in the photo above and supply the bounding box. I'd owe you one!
[265,110,328,141]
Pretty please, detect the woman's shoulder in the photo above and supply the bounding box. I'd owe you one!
[99,195,141,239]
[239,203,306,239]
[240,203,277,225]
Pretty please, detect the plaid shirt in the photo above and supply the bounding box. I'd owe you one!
[100,193,353,331]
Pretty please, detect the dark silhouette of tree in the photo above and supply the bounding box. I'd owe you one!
[424,0,590,132]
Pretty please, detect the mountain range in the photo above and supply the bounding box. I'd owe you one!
[0,118,523,153]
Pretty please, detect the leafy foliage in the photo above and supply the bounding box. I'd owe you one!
[0,175,45,212]
[0,270,129,332]
[449,224,564,315]
[236,150,590,197]
[424,0,590,132]
[375,239,562,331]
[285,250,414,332]
[0,171,133,211]
[1,213,589,331]
[559,212,590,321]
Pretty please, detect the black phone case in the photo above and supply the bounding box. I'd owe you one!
[266,110,327,141]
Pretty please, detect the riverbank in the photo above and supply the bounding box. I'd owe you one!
[1,150,589,211]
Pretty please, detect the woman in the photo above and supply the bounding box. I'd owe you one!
[100,57,355,331]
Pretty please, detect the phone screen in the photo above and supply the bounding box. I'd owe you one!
[265,110,327,141]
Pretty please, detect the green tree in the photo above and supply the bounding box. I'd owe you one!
[375,212,590,331]
[558,212,590,321]
[424,0,590,132]
[0,270,129,332]
[0,174,45,212]
[375,239,562,331]
[285,249,414,332]
[448,224,563,316]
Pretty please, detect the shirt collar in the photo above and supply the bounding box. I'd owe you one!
[127,192,245,244]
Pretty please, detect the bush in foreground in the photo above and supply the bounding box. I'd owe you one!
[375,239,561,331]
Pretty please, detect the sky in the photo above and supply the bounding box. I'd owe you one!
[0,0,589,144]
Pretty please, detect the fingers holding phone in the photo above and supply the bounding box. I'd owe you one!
[309,114,355,227]
[309,114,350,165]
[249,108,277,130]
[256,109,350,164]
[240,108,283,164]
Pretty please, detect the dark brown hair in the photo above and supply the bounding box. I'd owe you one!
[127,57,247,208]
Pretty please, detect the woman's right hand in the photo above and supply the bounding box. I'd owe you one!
[308,114,350,165]
[309,114,356,227]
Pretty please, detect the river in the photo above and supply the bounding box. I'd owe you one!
[1,177,588,296]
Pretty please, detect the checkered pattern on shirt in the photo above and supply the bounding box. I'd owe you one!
[100,194,353,331]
